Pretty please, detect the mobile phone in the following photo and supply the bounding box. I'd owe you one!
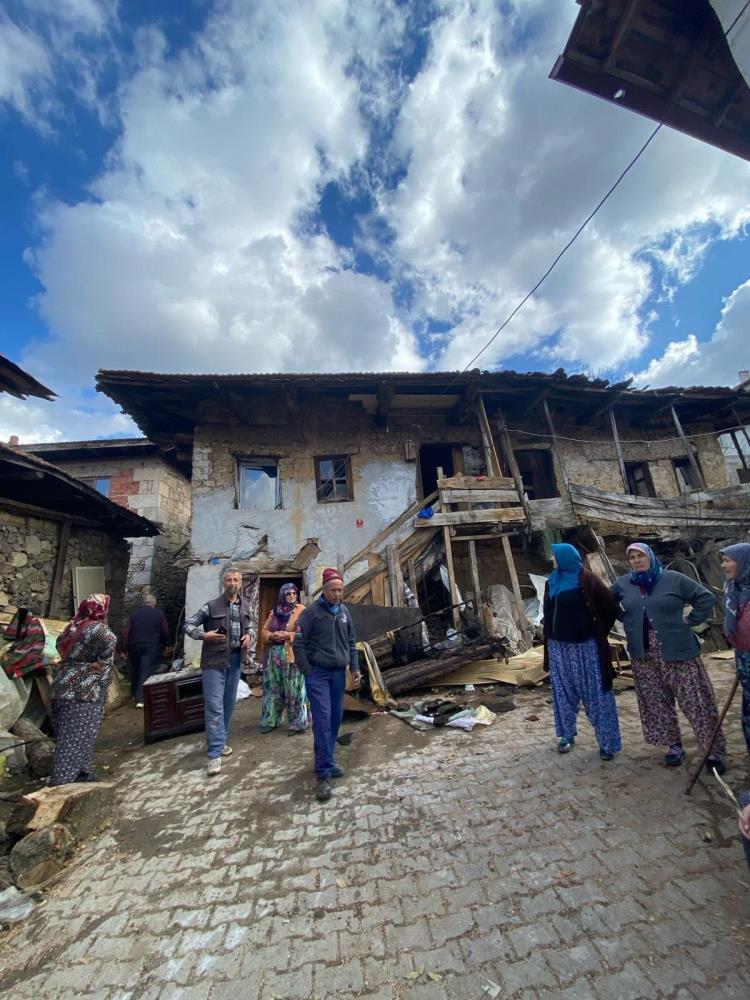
[216,625,227,635]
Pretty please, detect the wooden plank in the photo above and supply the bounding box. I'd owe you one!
[476,394,502,477]
[386,544,405,607]
[369,553,386,606]
[342,488,439,573]
[670,403,706,490]
[48,519,71,618]
[501,532,530,650]
[542,398,570,491]
[442,526,461,630]
[439,488,520,504]
[414,508,525,527]
[407,557,418,595]
[730,430,748,470]
[438,474,515,490]
[609,406,628,492]
[468,540,481,612]
[494,405,534,529]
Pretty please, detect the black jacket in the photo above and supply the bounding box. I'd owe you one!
[293,598,357,675]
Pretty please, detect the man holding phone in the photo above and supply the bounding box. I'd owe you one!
[184,565,252,775]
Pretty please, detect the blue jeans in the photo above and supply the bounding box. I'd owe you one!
[202,650,241,759]
[305,665,346,778]
[129,642,161,703]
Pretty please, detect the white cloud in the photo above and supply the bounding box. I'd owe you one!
[8,0,750,442]
[632,280,750,388]
[0,12,51,126]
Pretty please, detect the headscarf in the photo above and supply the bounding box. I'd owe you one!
[548,543,583,598]
[57,593,111,660]
[269,582,298,631]
[626,542,663,594]
[720,542,750,638]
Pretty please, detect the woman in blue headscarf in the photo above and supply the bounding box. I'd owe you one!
[613,542,725,771]
[543,543,621,759]
[721,542,750,755]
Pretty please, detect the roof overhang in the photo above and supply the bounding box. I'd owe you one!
[0,354,56,401]
[550,0,750,162]
[0,443,158,537]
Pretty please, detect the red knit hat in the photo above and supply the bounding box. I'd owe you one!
[322,567,344,586]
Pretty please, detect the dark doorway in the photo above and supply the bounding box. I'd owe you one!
[419,443,455,497]
[514,449,558,499]
[625,461,656,498]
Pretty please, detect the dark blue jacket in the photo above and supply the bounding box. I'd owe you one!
[612,570,715,661]
[293,598,357,675]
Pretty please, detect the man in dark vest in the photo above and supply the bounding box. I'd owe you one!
[294,567,361,802]
[184,566,251,776]
[123,592,169,708]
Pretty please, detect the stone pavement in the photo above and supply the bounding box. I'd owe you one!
[1,655,749,1000]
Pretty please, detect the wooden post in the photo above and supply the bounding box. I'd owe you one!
[442,526,461,630]
[609,406,629,491]
[475,395,500,476]
[492,404,534,530]
[542,398,570,492]
[407,557,418,596]
[670,403,706,490]
[386,544,404,607]
[48,519,71,618]
[501,533,529,650]
[731,407,750,456]
[468,540,482,617]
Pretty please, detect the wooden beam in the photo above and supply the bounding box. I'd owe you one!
[501,533,530,650]
[438,473,514,490]
[342,488,439,573]
[518,387,550,420]
[282,381,299,415]
[415,508,525,528]
[386,544,405,607]
[670,403,706,490]
[468,540,481,613]
[542,398,570,492]
[375,382,395,427]
[0,496,96,528]
[732,407,750,453]
[476,394,501,476]
[609,406,628,492]
[442,526,461,630]
[450,384,479,425]
[407,557,418,596]
[0,468,44,480]
[495,406,534,530]
[48,519,71,618]
[583,381,634,424]
[603,0,640,73]
[440,487,520,504]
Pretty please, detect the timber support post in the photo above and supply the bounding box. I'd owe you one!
[609,406,628,492]
[670,403,706,490]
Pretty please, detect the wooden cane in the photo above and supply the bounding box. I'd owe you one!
[685,673,739,795]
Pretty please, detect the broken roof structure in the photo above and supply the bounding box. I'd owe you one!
[0,354,56,402]
[550,0,750,161]
[0,442,158,538]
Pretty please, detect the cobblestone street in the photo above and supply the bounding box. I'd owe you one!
[1,655,749,1000]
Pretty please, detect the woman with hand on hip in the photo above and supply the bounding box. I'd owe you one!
[543,543,622,760]
[260,582,307,735]
[720,543,750,755]
[613,542,726,773]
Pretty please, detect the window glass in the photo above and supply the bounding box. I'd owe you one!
[315,455,352,502]
[82,477,111,497]
[238,460,280,509]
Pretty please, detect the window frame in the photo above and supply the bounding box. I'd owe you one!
[624,461,656,498]
[81,476,111,497]
[314,454,354,504]
[672,456,703,494]
[237,457,282,510]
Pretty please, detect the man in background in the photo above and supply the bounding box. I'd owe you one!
[123,592,169,708]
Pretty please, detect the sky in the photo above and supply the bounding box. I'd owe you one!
[1,0,750,444]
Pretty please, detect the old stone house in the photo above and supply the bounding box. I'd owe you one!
[0,442,157,627]
[24,439,191,633]
[97,369,750,664]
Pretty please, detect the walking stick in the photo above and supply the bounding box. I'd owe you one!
[685,674,739,795]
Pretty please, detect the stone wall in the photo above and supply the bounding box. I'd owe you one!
[0,508,130,625]
[45,455,191,632]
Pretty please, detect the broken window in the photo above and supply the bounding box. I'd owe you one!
[625,461,655,498]
[81,477,111,497]
[238,459,281,509]
[315,455,353,502]
[672,456,702,493]
[513,449,558,500]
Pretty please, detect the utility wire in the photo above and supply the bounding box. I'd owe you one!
[442,4,749,390]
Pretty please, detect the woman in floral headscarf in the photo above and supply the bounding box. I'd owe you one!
[613,542,726,772]
[260,582,307,734]
[720,543,750,755]
[50,594,117,785]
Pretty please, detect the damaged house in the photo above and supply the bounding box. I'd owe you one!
[96,369,750,668]
[23,439,191,633]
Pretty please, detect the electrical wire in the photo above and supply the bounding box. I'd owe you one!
[505,420,750,447]
[440,4,749,392]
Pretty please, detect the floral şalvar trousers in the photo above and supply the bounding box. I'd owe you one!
[261,646,308,732]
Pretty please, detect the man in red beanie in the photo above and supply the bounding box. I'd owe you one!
[294,567,361,801]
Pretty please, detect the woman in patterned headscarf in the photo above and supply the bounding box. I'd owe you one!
[613,542,726,772]
[259,582,308,734]
[50,594,117,785]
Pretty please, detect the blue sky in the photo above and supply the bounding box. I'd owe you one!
[1,0,749,442]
